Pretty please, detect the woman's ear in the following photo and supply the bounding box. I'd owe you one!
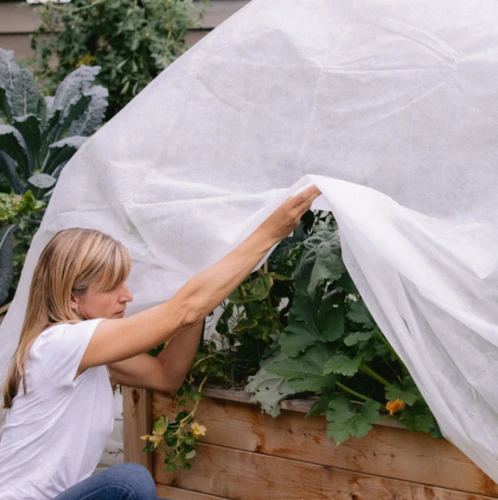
[70,292,80,311]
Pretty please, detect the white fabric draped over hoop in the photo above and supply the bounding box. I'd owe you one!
[3,0,498,480]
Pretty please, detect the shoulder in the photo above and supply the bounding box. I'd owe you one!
[32,319,105,355]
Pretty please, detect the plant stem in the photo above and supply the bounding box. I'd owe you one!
[359,363,390,387]
[48,0,105,13]
[374,327,410,377]
[336,381,371,402]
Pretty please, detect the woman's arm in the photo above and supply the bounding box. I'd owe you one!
[79,185,321,371]
[107,321,205,391]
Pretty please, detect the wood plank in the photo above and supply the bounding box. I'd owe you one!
[123,386,153,472]
[0,34,34,61]
[157,484,228,500]
[153,391,498,496]
[185,30,209,47]
[154,442,498,500]
[0,3,40,34]
[198,1,249,29]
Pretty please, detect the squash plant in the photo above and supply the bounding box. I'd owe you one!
[145,211,441,471]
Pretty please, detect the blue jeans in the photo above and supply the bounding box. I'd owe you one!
[53,463,166,499]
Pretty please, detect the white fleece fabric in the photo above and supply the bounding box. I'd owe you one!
[2,0,498,482]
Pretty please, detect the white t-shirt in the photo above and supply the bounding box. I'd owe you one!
[0,319,114,499]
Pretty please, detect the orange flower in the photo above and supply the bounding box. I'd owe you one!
[386,399,406,416]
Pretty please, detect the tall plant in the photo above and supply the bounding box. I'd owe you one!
[0,48,108,306]
[30,0,202,118]
[0,49,108,197]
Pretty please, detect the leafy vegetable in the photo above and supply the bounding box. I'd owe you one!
[0,49,108,196]
[326,398,381,444]
[245,354,295,417]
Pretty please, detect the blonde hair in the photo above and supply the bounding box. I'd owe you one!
[2,228,131,409]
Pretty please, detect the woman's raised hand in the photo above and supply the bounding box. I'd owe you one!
[257,185,322,244]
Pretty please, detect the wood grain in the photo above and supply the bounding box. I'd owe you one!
[153,391,498,497]
[154,442,498,500]
[123,386,153,472]
[157,484,228,500]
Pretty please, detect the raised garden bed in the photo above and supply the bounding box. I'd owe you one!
[123,386,498,500]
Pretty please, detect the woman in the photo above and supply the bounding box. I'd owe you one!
[0,185,321,499]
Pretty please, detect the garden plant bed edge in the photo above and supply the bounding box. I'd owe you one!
[124,385,498,499]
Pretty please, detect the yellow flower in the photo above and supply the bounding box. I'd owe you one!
[386,399,406,416]
[77,54,96,68]
[149,433,164,448]
[140,432,164,449]
[191,421,207,438]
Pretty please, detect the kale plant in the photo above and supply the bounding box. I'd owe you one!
[0,48,108,197]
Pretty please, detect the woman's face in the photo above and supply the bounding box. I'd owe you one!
[70,281,134,320]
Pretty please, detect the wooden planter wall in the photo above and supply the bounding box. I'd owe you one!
[123,386,498,500]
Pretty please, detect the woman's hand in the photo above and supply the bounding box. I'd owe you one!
[81,184,322,370]
[257,185,322,244]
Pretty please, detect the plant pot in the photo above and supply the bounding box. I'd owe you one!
[123,386,498,500]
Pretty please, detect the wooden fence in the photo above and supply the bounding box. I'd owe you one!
[0,0,249,61]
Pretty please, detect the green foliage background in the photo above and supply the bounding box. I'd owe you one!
[30,0,203,118]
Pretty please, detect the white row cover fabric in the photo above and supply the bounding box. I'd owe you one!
[2,0,498,481]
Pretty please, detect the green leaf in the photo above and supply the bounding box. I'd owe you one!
[317,297,344,342]
[268,344,336,392]
[385,377,420,406]
[309,245,344,294]
[0,151,23,194]
[306,386,336,418]
[0,224,16,305]
[184,450,196,460]
[68,85,109,137]
[166,462,177,473]
[278,294,321,357]
[293,228,344,296]
[245,355,296,417]
[0,124,29,178]
[336,272,358,294]
[229,274,273,304]
[50,93,91,145]
[0,85,13,122]
[344,331,373,346]
[13,115,42,172]
[42,135,86,174]
[400,401,437,433]
[347,299,374,329]
[233,318,258,332]
[0,49,20,92]
[0,190,44,221]
[50,65,100,115]
[326,398,380,444]
[153,415,168,435]
[10,69,46,119]
[323,353,363,377]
